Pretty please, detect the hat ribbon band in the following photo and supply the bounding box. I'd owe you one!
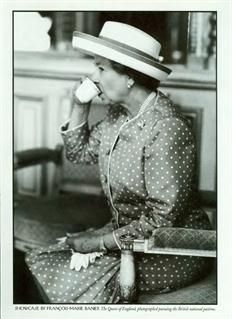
[74,32,171,74]
[99,35,160,63]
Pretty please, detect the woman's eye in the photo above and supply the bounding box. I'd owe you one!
[98,66,104,72]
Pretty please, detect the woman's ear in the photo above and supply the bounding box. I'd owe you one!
[127,77,135,89]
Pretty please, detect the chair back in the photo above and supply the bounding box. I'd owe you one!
[57,102,108,196]
[58,149,103,196]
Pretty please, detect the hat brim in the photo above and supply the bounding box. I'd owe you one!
[72,32,172,82]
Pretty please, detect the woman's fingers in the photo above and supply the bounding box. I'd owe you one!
[72,81,81,95]
[56,236,67,244]
[66,228,95,238]
[66,232,79,238]
[71,77,86,96]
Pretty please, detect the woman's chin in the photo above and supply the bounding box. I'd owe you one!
[100,95,114,105]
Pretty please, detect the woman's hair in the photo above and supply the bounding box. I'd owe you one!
[109,60,160,91]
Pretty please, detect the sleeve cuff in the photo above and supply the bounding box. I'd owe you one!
[103,232,120,251]
[112,231,121,250]
[59,119,87,134]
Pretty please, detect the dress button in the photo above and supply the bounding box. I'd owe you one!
[106,149,110,155]
[103,175,107,183]
[137,120,146,129]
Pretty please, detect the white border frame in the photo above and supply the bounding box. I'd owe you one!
[1,1,232,319]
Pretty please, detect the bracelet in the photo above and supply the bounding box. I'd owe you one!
[99,236,107,253]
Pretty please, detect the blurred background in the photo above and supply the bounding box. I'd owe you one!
[13,11,216,304]
[15,11,216,66]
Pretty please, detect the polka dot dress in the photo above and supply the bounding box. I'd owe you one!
[26,90,212,303]
[26,225,121,303]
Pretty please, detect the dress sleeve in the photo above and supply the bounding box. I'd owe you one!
[60,118,105,165]
[113,117,196,248]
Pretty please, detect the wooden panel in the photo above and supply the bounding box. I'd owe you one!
[180,107,203,189]
[14,94,45,196]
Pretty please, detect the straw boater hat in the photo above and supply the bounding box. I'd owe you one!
[72,21,172,82]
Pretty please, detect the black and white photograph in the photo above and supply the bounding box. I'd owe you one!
[1,2,232,318]
[12,10,217,305]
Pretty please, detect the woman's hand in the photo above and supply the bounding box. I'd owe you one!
[66,232,102,253]
[72,77,100,106]
[68,81,91,129]
[66,230,118,253]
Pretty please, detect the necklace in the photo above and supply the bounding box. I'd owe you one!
[106,90,159,227]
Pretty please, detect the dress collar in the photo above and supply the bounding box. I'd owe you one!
[125,90,159,119]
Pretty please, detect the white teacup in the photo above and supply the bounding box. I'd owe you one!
[74,78,101,104]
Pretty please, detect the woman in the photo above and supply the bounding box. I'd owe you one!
[26,21,212,303]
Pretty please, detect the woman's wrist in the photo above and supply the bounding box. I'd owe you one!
[73,100,90,114]
[99,236,108,253]
[69,102,90,129]
[103,232,119,251]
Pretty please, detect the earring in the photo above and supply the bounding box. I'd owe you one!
[127,78,134,89]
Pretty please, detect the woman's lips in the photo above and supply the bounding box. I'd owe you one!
[97,88,105,100]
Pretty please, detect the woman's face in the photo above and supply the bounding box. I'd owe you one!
[91,56,129,105]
